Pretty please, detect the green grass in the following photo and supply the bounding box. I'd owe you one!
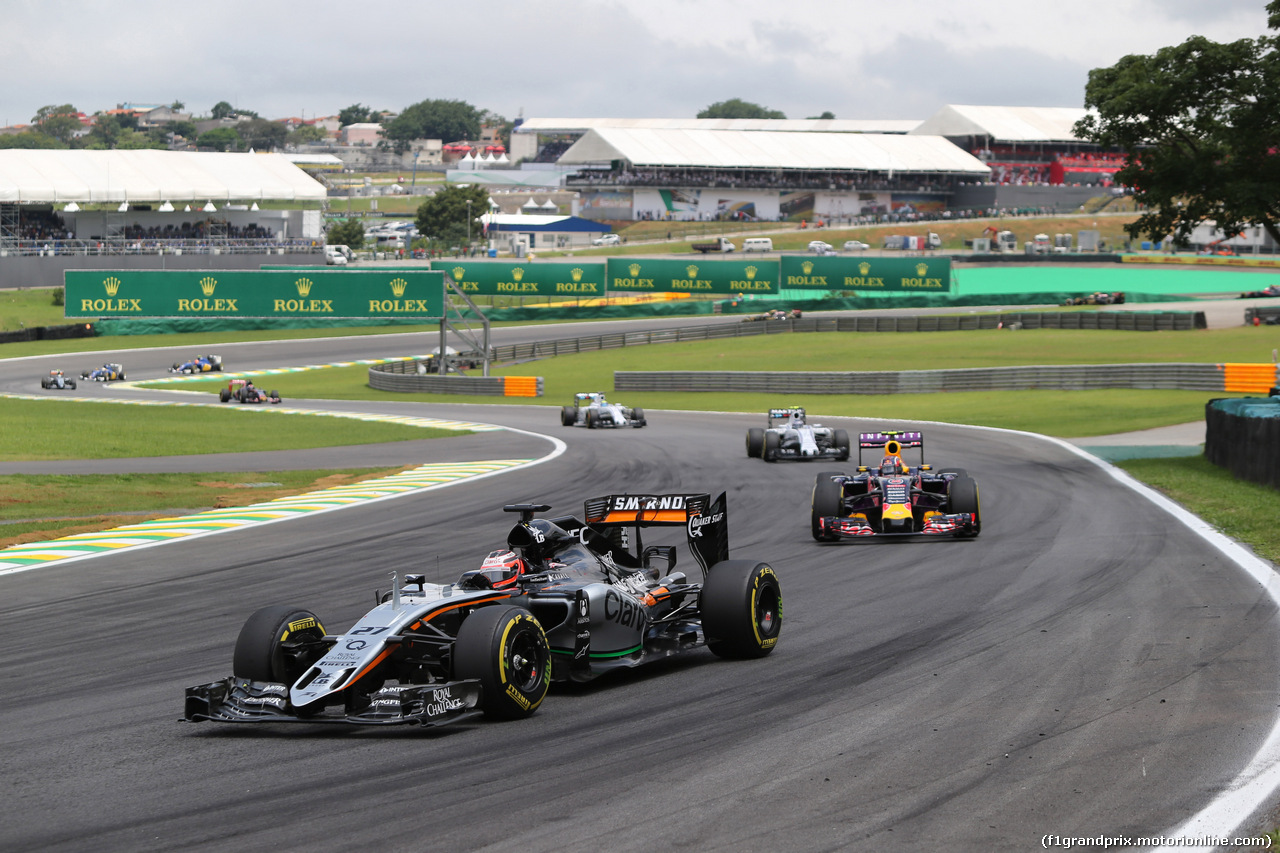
[0,398,463,460]
[1,288,74,331]
[1115,455,1280,563]
[0,468,399,548]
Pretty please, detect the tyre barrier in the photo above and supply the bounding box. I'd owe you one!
[615,363,1280,395]
[1244,306,1280,326]
[1205,396,1280,488]
[488,312,1206,362]
[369,360,543,396]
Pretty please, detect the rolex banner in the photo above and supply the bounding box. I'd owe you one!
[606,258,778,295]
[780,255,950,293]
[65,270,445,319]
[443,262,606,297]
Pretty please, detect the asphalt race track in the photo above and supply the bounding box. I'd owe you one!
[1,325,1278,851]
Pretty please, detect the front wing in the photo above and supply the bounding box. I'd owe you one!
[816,511,978,539]
[183,677,483,727]
[770,446,847,462]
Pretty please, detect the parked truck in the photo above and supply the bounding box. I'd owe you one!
[691,237,736,253]
[882,233,941,250]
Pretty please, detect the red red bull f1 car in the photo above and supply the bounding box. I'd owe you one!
[183,492,781,728]
[811,431,980,541]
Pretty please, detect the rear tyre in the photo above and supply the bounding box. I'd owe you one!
[561,405,577,426]
[833,429,850,461]
[746,428,765,458]
[232,605,327,684]
[947,476,981,538]
[454,606,551,719]
[702,561,782,659]
[763,431,780,462]
[811,471,844,540]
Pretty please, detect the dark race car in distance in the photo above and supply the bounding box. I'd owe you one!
[81,363,126,382]
[1240,284,1280,299]
[183,492,780,728]
[219,379,282,404]
[747,407,849,462]
[40,369,76,390]
[811,431,980,541]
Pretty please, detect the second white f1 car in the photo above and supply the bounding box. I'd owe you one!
[746,408,850,462]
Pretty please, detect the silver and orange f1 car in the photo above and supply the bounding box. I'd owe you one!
[184,492,781,728]
[810,431,980,541]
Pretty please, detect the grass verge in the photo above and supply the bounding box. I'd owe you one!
[0,398,464,460]
[0,468,404,549]
[1115,455,1280,563]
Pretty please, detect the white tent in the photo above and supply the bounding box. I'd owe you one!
[0,150,328,204]
[910,105,1090,144]
[556,128,990,175]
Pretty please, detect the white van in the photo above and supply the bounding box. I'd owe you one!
[742,238,773,252]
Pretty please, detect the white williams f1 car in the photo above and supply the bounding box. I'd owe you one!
[746,408,850,462]
[561,392,647,428]
[183,493,780,728]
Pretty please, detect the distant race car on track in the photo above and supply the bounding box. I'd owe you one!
[81,363,126,382]
[810,430,980,541]
[561,392,646,428]
[183,493,781,728]
[40,369,76,390]
[170,354,223,374]
[219,379,282,405]
[746,407,849,462]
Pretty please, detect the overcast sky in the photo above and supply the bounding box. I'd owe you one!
[1,0,1273,127]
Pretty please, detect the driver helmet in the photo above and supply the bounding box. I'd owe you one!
[473,549,528,588]
[507,518,572,562]
[788,411,805,428]
[879,455,907,476]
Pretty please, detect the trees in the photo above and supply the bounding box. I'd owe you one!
[338,103,373,127]
[237,118,287,151]
[0,131,65,149]
[32,104,84,144]
[198,127,240,151]
[383,99,483,151]
[1075,1,1280,245]
[211,101,236,120]
[697,99,786,120]
[327,219,365,249]
[415,184,489,246]
[288,124,327,145]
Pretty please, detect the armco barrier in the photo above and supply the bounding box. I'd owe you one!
[615,363,1279,395]
[1205,397,1280,488]
[368,360,543,396]
[489,311,1206,362]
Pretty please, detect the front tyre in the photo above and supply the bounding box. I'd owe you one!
[746,427,764,458]
[833,429,850,461]
[631,407,645,427]
[702,561,782,659]
[454,606,551,719]
[232,605,326,684]
[947,476,981,538]
[763,430,780,462]
[811,471,844,540]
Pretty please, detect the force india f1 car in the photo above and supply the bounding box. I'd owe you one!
[746,407,850,462]
[40,369,76,390]
[811,431,980,541]
[170,354,223,374]
[183,492,781,728]
[561,392,647,429]
[81,363,126,382]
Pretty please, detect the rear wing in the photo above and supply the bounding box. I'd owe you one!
[583,492,728,574]
[768,407,805,419]
[858,431,925,466]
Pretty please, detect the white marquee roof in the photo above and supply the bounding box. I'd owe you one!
[0,150,328,204]
[910,105,1090,143]
[556,128,990,174]
[516,117,921,134]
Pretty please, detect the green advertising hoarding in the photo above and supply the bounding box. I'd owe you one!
[442,261,606,297]
[779,255,951,293]
[606,258,778,295]
[65,269,445,319]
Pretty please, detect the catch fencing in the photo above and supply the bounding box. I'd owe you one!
[489,312,1205,362]
[615,363,1279,395]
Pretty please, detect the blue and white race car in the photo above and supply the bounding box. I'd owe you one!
[81,363,126,381]
[169,354,223,375]
[746,407,849,462]
[560,392,647,428]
